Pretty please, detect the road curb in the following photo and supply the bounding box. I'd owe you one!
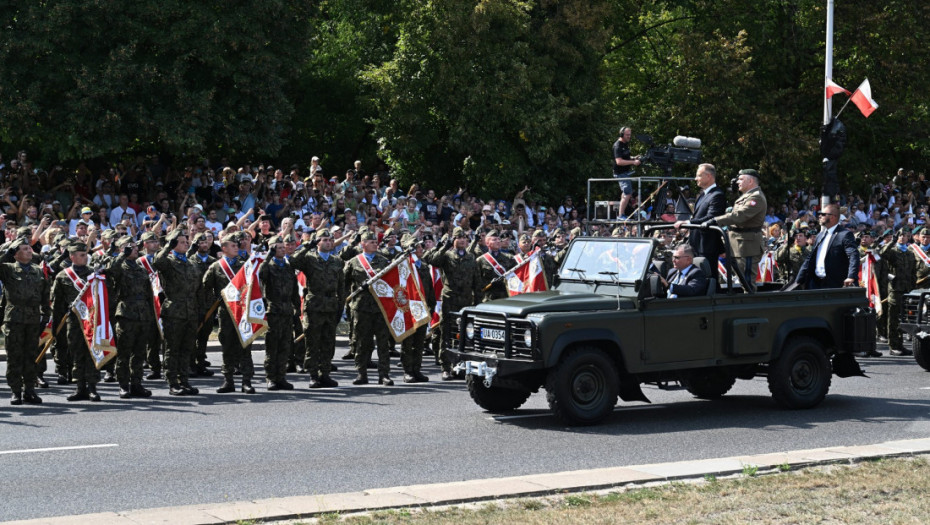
[5,437,930,525]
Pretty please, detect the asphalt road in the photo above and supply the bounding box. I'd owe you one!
[1,340,929,522]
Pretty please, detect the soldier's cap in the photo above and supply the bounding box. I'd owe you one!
[15,226,31,238]
[140,231,159,243]
[314,228,332,240]
[56,236,71,249]
[518,233,531,243]
[267,235,282,246]
[165,229,185,243]
[532,229,546,239]
[8,238,29,251]
[914,226,927,236]
[401,236,420,250]
[485,229,500,239]
[67,242,88,254]
[452,227,467,239]
[422,233,434,242]
[360,231,377,242]
[882,228,893,237]
[570,227,582,237]
[738,168,760,179]
[192,232,209,244]
[282,233,296,243]
[114,236,135,249]
[553,228,565,237]
[101,229,117,240]
[220,232,238,245]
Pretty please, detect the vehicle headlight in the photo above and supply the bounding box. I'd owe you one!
[465,322,475,340]
[522,329,533,347]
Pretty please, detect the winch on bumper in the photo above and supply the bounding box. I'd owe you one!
[446,310,545,383]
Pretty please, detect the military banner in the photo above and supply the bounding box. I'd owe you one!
[368,254,430,342]
[505,248,548,296]
[429,267,442,329]
[860,251,883,317]
[910,244,930,267]
[756,251,778,283]
[138,256,164,337]
[222,252,268,347]
[72,274,117,370]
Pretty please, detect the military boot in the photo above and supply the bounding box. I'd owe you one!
[216,376,236,393]
[180,382,200,395]
[23,387,43,404]
[310,375,338,389]
[130,384,152,398]
[119,383,132,399]
[379,375,394,386]
[87,384,101,402]
[35,374,49,388]
[241,378,255,394]
[168,383,186,396]
[10,390,23,405]
[67,383,90,402]
[352,372,368,385]
[103,370,116,383]
[56,373,70,385]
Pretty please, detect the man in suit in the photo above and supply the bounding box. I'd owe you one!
[676,163,726,279]
[657,244,707,298]
[795,204,859,289]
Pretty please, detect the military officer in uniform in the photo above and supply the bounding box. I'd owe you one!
[105,237,155,398]
[188,232,217,377]
[702,168,767,291]
[423,227,480,380]
[344,230,395,385]
[202,232,255,394]
[51,243,100,401]
[139,231,164,380]
[291,228,345,388]
[475,229,515,302]
[776,228,809,283]
[259,235,300,390]
[152,230,202,395]
[400,235,434,383]
[880,228,917,356]
[0,238,51,405]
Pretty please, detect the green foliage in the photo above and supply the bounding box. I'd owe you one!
[742,464,760,477]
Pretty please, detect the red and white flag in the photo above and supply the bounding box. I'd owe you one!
[910,244,930,267]
[756,251,778,283]
[859,251,883,316]
[825,78,850,99]
[429,266,443,329]
[222,252,268,347]
[139,257,164,337]
[364,254,430,342]
[72,274,117,370]
[296,270,307,321]
[505,248,548,296]
[850,79,878,118]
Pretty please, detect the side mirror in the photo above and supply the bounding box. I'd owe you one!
[634,279,642,292]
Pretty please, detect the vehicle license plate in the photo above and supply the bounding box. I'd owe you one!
[480,328,505,341]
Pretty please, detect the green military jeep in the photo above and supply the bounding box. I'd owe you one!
[897,289,930,371]
[447,225,873,425]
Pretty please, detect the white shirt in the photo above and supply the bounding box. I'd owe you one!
[109,205,137,226]
[815,224,838,278]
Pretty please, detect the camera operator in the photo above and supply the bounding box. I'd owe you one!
[613,127,641,220]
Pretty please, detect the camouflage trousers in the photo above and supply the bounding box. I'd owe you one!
[163,317,196,387]
[218,311,253,380]
[115,318,152,387]
[3,322,41,392]
[437,297,471,373]
[887,291,904,351]
[303,310,339,377]
[288,313,303,368]
[146,320,163,373]
[263,314,292,383]
[52,315,71,378]
[352,308,391,376]
[877,291,888,337]
[401,324,427,374]
[192,306,213,369]
[68,316,98,386]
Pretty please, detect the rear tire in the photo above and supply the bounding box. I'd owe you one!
[467,376,531,413]
[546,346,619,425]
[914,336,930,372]
[682,369,736,399]
[768,336,831,409]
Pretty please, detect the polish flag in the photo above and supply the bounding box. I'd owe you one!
[850,79,878,118]
[825,78,850,99]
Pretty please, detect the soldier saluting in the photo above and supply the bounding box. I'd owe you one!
[50,243,100,401]
[475,229,515,303]
[344,230,395,385]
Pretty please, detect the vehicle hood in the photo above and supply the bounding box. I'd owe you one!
[472,290,633,315]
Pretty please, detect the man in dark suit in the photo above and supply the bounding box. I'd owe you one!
[795,204,859,289]
[676,163,726,279]
[657,244,708,298]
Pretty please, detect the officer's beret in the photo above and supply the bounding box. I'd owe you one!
[140,232,158,243]
[67,242,88,254]
[452,227,467,238]
[360,231,377,242]
[914,227,926,236]
[739,168,760,179]
[485,229,500,239]
[315,228,332,240]
[881,228,893,237]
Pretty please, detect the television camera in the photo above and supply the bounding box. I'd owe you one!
[635,134,703,176]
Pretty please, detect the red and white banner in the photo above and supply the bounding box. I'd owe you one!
[40,317,53,348]
[859,251,882,317]
[825,78,850,100]
[430,267,443,329]
[139,256,164,336]
[850,79,878,118]
[296,270,307,321]
[367,254,430,342]
[505,248,548,296]
[72,274,117,370]
[222,252,268,347]
[756,251,778,283]
[910,244,930,267]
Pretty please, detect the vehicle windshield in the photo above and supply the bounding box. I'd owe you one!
[558,238,653,283]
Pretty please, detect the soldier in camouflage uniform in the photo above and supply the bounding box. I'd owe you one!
[188,232,217,377]
[339,229,364,361]
[532,229,559,286]
[152,230,202,395]
[202,233,255,394]
[1,239,51,405]
[139,231,164,380]
[401,236,434,383]
[344,231,394,385]
[475,229,515,303]
[51,243,101,401]
[259,236,300,390]
[48,238,75,385]
[423,227,480,381]
[776,229,810,284]
[880,229,918,356]
[104,237,155,398]
[914,228,930,290]
[291,228,345,388]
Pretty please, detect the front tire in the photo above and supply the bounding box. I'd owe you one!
[914,336,930,372]
[682,369,736,399]
[546,346,619,425]
[768,336,831,409]
[467,376,531,413]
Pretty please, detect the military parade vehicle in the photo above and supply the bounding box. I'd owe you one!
[897,290,930,371]
[447,225,874,425]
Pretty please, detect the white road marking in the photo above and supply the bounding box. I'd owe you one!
[920,387,930,390]
[0,444,118,456]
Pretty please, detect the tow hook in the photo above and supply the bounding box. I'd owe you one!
[455,361,498,387]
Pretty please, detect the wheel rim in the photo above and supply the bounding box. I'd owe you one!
[571,365,605,408]
[789,355,819,393]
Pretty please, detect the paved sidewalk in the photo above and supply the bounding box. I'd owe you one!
[5,437,930,525]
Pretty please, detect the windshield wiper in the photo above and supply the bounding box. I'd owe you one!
[565,267,594,284]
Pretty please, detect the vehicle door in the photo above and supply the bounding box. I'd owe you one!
[641,296,715,364]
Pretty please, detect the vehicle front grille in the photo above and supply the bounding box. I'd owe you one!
[455,310,539,359]
[902,294,922,325]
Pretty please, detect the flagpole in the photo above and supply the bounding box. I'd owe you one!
[822,0,835,208]
[833,96,853,120]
